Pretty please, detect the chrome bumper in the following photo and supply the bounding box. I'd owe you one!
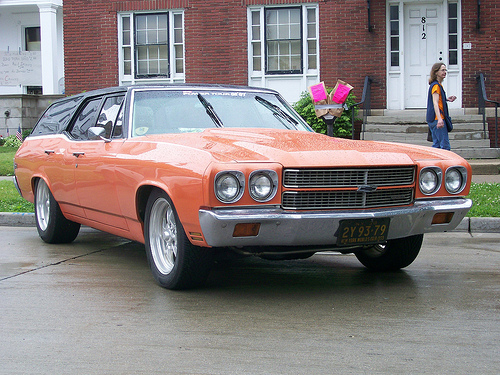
[12,175,22,197]
[199,198,472,247]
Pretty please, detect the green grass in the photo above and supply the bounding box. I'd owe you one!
[1,146,498,216]
[0,180,34,213]
[0,147,17,176]
[0,179,498,216]
[467,182,500,217]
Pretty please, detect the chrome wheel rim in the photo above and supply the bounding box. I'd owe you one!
[149,197,177,275]
[35,180,50,231]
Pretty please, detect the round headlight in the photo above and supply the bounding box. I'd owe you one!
[215,171,244,203]
[249,170,278,202]
[445,167,467,194]
[419,167,442,195]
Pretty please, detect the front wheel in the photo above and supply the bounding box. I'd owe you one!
[34,178,80,244]
[144,189,214,289]
[354,234,424,271]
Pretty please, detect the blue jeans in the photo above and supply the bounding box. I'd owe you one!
[428,120,451,150]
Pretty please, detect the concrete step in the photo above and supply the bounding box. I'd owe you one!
[456,148,500,160]
[366,114,483,125]
[364,123,486,134]
[467,158,500,175]
[363,111,495,159]
[364,133,490,145]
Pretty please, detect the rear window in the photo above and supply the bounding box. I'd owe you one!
[31,95,85,136]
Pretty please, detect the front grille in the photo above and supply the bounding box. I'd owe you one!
[281,167,415,210]
[283,167,415,188]
[282,188,414,210]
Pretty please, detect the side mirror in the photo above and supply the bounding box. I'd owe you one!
[88,127,111,142]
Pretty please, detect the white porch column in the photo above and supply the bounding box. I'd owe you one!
[38,3,61,94]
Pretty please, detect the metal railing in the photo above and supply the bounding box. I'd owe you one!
[349,76,372,140]
[477,73,499,148]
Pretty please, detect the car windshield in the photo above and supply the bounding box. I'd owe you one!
[131,89,311,136]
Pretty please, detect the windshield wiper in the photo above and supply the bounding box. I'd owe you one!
[197,93,223,128]
[255,96,299,129]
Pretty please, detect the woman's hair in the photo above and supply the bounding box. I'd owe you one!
[429,62,445,84]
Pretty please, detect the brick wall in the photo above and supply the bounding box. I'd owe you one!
[318,0,386,108]
[184,1,248,85]
[461,0,500,108]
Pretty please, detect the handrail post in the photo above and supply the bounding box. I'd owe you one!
[495,103,498,148]
[477,72,500,147]
[477,73,487,139]
[349,76,372,140]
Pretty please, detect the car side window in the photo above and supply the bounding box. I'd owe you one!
[112,104,124,138]
[96,95,125,139]
[69,98,102,140]
[31,95,85,136]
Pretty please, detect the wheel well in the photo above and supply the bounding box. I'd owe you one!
[31,176,44,196]
[136,185,156,223]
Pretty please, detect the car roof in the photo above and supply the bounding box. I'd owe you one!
[57,84,280,104]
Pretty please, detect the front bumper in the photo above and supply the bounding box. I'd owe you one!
[13,175,22,197]
[199,198,472,248]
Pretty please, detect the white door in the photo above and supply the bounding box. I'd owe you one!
[404,3,444,108]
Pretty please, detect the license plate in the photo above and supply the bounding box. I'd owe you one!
[337,218,390,246]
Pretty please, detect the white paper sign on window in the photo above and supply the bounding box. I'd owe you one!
[0,51,42,86]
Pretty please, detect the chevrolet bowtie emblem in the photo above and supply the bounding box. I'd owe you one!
[357,185,378,192]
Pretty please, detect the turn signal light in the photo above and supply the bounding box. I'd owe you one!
[233,223,261,237]
[432,212,454,225]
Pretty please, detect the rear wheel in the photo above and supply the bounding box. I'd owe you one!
[144,189,214,289]
[34,179,80,244]
[354,234,424,271]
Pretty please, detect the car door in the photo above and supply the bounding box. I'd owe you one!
[67,94,129,230]
[32,95,87,219]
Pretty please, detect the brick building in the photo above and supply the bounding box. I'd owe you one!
[62,0,499,111]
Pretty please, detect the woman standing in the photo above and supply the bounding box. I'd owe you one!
[426,63,457,150]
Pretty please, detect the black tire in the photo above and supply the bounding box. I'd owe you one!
[144,189,214,289]
[34,178,80,244]
[354,234,424,271]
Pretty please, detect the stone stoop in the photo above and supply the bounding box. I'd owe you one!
[362,111,500,160]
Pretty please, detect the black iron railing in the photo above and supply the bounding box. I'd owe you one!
[349,76,372,140]
[477,73,499,148]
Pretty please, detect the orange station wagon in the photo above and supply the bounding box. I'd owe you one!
[14,85,472,289]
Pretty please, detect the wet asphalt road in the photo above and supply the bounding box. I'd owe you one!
[1,227,499,374]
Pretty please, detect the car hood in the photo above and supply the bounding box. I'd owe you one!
[142,128,463,167]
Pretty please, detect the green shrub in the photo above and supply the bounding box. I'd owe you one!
[0,136,5,146]
[3,135,22,148]
[293,88,359,138]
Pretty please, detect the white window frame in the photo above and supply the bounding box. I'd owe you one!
[118,10,185,86]
[248,4,319,84]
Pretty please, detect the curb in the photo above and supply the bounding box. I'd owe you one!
[1,212,499,233]
[453,217,500,233]
[0,212,36,227]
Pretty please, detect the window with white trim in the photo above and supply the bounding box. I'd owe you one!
[389,5,399,67]
[249,4,318,76]
[448,3,458,66]
[118,11,185,85]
